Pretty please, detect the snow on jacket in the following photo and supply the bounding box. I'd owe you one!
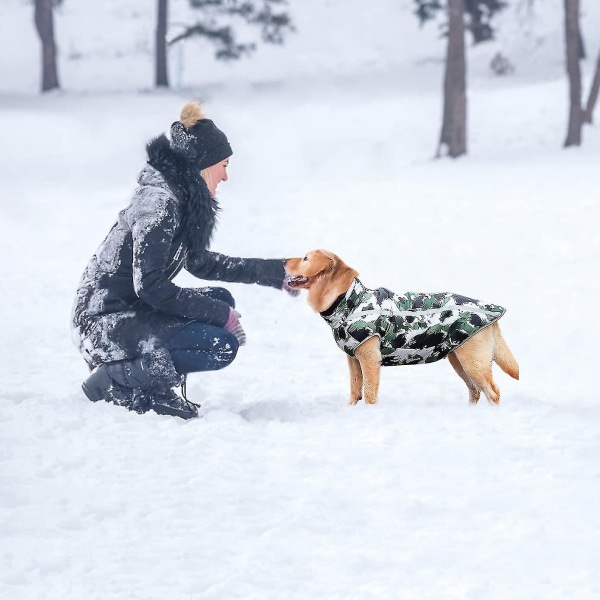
[319,278,506,366]
[71,135,285,368]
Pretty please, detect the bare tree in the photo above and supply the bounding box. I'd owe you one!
[156,0,169,87]
[437,0,467,158]
[563,0,582,147]
[155,0,293,89]
[583,50,600,124]
[34,0,60,92]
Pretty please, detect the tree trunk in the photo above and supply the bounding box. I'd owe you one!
[563,0,582,147]
[34,0,60,93]
[438,0,467,158]
[583,50,600,124]
[155,0,169,88]
[577,30,586,60]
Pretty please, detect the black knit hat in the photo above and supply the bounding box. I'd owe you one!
[169,101,232,170]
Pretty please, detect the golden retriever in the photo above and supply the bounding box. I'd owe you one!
[284,249,519,406]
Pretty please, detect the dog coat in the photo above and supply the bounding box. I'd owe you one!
[319,278,506,366]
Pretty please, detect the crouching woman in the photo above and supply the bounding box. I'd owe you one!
[71,100,296,419]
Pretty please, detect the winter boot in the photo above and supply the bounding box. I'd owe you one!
[147,389,198,420]
[104,382,152,415]
[82,352,198,420]
[82,358,152,403]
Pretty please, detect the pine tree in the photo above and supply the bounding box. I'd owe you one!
[170,0,294,60]
[34,0,62,92]
[413,0,507,44]
[583,50,600,124]
[437,0,467,158]
[563,0,582,146]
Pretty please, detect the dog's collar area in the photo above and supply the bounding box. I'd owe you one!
[320,278,365,319]
[319,293,346,318]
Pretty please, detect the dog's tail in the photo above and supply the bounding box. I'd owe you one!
[492,323,519,380]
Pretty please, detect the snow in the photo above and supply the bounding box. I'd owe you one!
[1,0,599,598]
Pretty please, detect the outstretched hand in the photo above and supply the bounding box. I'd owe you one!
[282,278,300,298]
[224,309,247,346]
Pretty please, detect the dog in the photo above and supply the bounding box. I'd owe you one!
[284,249,519,406]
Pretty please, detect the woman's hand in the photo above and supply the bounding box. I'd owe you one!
[282,279,300,297]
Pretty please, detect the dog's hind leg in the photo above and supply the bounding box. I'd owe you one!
[354,336,382,404]
[454,328,500,404]
[347,355,363,405]
[447,351,481,404]
[492,323,519,380]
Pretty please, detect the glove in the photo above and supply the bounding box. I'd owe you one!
[224,309,247,346]
[282,278,301,298]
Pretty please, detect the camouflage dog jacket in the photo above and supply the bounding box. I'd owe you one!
[319,278,506,366]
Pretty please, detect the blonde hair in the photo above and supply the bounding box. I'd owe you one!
[200,168,215,197]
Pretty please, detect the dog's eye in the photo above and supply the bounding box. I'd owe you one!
[303,256,308,261]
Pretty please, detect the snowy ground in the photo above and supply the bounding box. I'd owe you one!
[1,1,600,599]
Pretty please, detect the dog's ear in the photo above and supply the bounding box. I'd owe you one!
[320,250,343,273]
[312,249,338,276]
[299,251,330,277]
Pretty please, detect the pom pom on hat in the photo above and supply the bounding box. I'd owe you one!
[180,100,205,128]
[170,100,232,170]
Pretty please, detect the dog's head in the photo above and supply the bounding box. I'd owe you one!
[283,249,337,288]
[283,249,358,312]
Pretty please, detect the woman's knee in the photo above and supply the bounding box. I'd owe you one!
[212,333,239,369]
[170,331,239,374]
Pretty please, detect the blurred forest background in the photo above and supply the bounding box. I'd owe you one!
[3,0,599,155]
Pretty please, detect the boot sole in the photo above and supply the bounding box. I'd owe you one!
[151,404,198,420]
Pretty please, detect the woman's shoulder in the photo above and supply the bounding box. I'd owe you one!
[127,167,182,225]
[136,164,174,194]
[137,165,179,200]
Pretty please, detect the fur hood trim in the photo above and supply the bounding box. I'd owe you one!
[145,134,219,256]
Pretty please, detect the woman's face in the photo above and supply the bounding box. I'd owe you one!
[203,158,229,196]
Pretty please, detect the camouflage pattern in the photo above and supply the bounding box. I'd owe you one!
[319,279,506,366]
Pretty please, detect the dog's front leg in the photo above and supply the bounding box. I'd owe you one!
[347,355,363,405]
[354,337,382,404]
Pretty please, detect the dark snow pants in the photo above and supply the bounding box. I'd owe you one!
[165,287,239,375]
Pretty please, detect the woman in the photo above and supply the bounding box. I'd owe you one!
[71,100,297,419]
